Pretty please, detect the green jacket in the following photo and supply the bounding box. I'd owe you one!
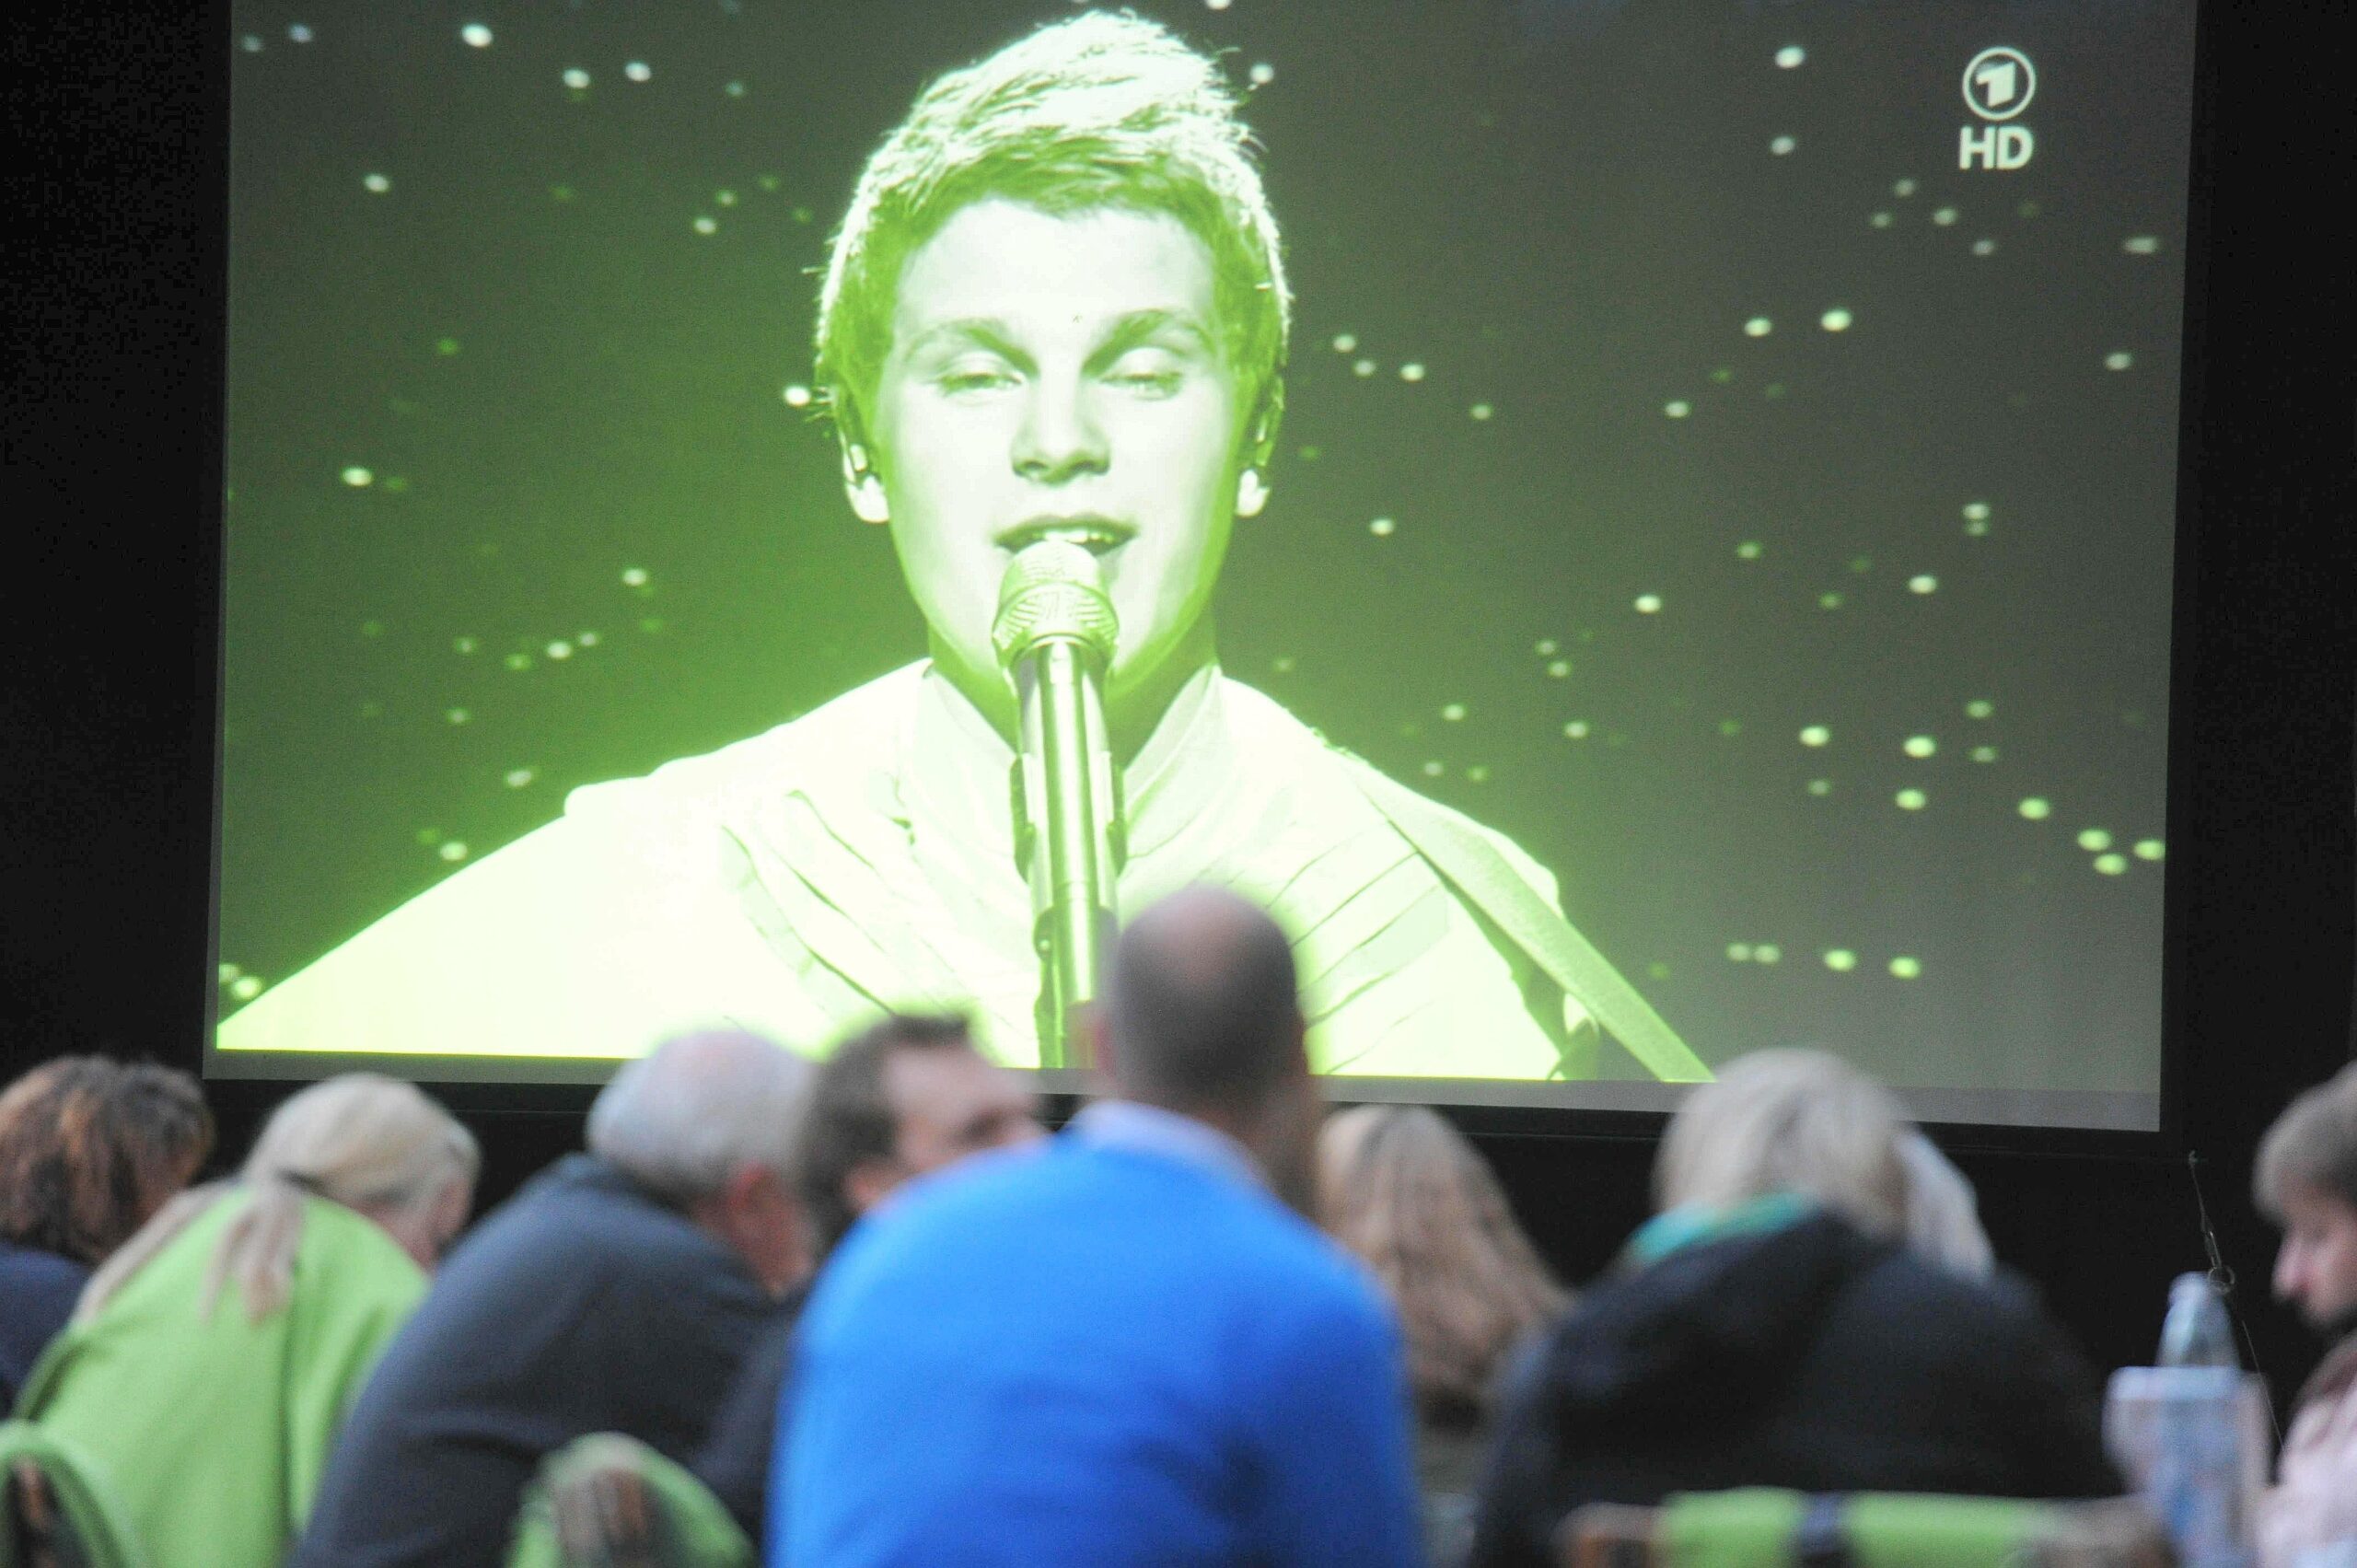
[16,1189,426,1568]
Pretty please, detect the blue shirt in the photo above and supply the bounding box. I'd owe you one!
[0,1239,88,1413]
[776,1103,1424,1568]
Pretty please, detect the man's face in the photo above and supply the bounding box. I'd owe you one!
[863,199,1248,726]
[2273,1179,2357,1332]
[884,1044,1045,1180]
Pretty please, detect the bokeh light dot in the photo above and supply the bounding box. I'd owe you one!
[1248,62,1275,86]
[2076,828,2113,853]
[505,768,536,789]
[1970,746,1999,763]
[546,641,574,661]
[1441,703,1468,723]
[453,636,478,655]
[1756,945,1782,964]
[1368,517,1395,537]
[1820,308,1853,332]
[693,215,718,235]
[460,22,493,47]
[363,173,390,193]
[563,67,591,88]
[1634,593,1663,614]
[444,707,470,726]
[1563,721,1589,739]
[439,841,470,863]
[1806,779,1832,796]
[1894,178,1918,197]
[2018,797,2051,820]
[2095,854,2129,876]
[2134,839,2165,862]
[1399,362,1426,382]
[2106,351,2134,371]
[1818,591,1845,610]
[288,24,313,42]
[1800,725,1830,748]
[1825,948,1858,972]
[1972,238,1997,256]
[1889,956,1922,980]
[1770,135,1795,156]
[782,383,813,408]
[1909,574,1937,594]
[230,975,264,1002]
[1469,402,1493,421]
[218,962,242,983]
[1737,540,1762,559]
[504,652,532,672]
[1962,501,1991,521]
[1534,638,1558,656]
[1547,660,1571,679]
[341,466,373,487]
[1966,699,1994,719]
[1353,358,1376,377]
[1933,206,1958,226]
[240,34,264,52]
[1331,333,1356,353]
[1903,735,1936,759]
[1421,761,1444,778]
[1775,45,1805,68]
[1727,943,1754,962]
[1664,400,1691,419]
[1870,212,1894,228]
[2124,236,2161,255]
[624,61,652,82]
[1896,787,1928,811]
[1744,317,1772,337]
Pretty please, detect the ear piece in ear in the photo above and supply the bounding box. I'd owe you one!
[842,443,891,525]
[1235,467,1270,519]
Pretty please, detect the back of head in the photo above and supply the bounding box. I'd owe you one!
[1655,1049,1910,1239]
[1318,1104,1565,1418]
[1897,1130,1995,1280]
[793,1013,974,1257]
[0,1055,215,1264]
[85,1073,478,1324]
[1105,887,1303,1110]
[587,1030,811,1204]
[2257,1060,2357,1219]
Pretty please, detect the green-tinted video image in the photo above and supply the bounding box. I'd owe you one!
[214,1,2193,1125]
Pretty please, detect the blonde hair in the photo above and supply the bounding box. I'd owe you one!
[81,1074,478,1324]
[1655,1050,1910,1239]
[1318,1105,1566,1418]
[1898,1130,1995,1279]
[2256,1061,2357,1220]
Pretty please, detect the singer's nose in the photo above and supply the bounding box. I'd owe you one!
[1012,375,1109,484]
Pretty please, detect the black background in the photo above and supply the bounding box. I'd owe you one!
[3,0,2352,1411]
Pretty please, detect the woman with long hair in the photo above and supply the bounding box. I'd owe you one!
[1318,1105,1566,1564]
[0,1055,214,1407]
[17,1073,478,1568]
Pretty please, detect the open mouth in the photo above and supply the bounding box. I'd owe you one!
[996,515,1136,558]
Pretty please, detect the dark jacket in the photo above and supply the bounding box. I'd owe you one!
[0,1238,88,1411]
[691,1290,804,1538]
[293,1156,784,1568]
[1468,1211,2119,1568]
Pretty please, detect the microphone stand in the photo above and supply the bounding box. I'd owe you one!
[993,541,1123,1069]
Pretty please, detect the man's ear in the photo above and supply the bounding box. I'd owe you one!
[842,1156,902,1219]
[840,437,891,525]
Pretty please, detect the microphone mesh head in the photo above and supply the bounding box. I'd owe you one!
[992,540,1119,671]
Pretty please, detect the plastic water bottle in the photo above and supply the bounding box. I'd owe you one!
[2105,1273,2269,1568]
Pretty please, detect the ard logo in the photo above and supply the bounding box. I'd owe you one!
[1958,47,2037,170]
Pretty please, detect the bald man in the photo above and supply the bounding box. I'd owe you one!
[778,888,1422,1568]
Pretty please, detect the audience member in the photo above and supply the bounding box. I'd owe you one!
[1898,1128,1997,1281]
[692,1012,1042,1536]
[294,1030,811,1568]
[16,1074,477,1568]
[780,888,1422,1567]
[1469,1049,2119,1568]
[1319,1103,1566,1565]
[2255,1060,2357,1566]
[0,1055,214,1408]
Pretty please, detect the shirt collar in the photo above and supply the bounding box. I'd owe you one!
[1066,1099,1267,1195]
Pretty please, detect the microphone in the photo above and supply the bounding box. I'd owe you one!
[993,540,1123,1069]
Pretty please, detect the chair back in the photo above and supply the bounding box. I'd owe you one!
[1559,1489,2174,1568]
[506,1434,753,1568]
[0,1423,146,1568]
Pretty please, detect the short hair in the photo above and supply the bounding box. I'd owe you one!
[1106,886,1302,1107]
[2256,1061,2357,1220]
[1318,1105,1566,1420]
[1655,1049,1910,1239]
[0,1056,215,1263]
[817,12,1291,445]
[587,1030,814,1204]
[791,1013,976,1258]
